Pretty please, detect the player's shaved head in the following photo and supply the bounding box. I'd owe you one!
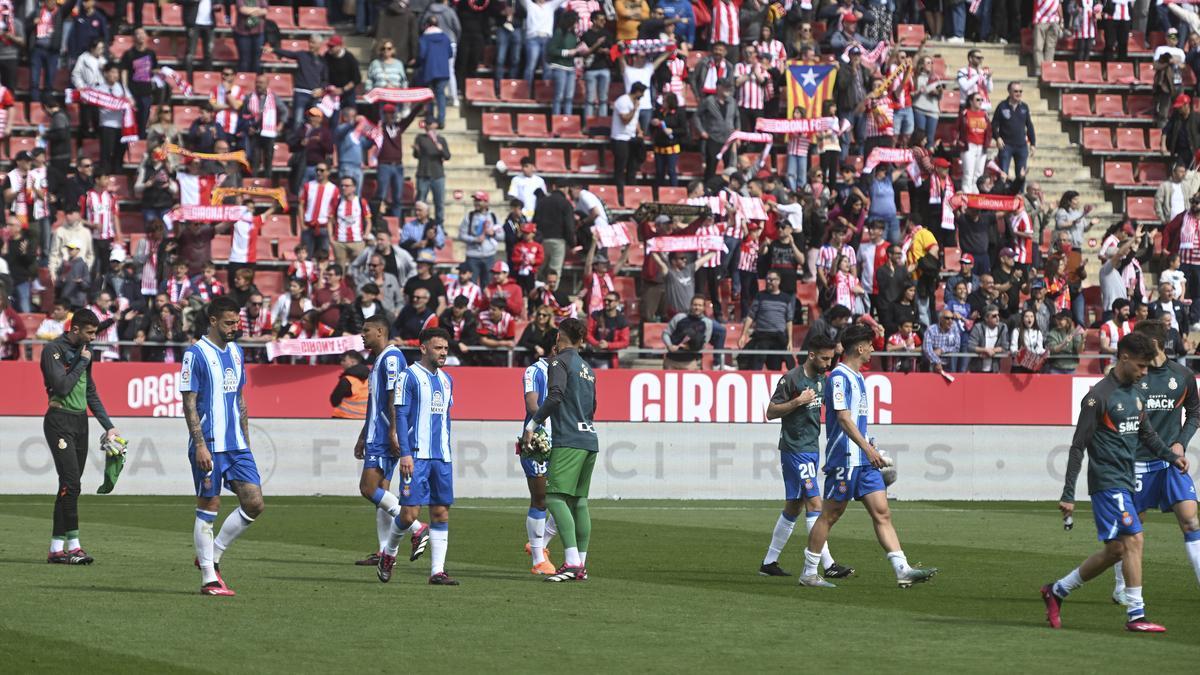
[362,315,391,351]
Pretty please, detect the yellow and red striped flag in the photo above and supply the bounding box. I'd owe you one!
[786,62,838,119]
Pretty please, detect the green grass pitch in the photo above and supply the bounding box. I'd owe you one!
[1,496,1198,673]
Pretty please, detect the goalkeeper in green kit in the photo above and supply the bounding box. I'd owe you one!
[521,318,598,582]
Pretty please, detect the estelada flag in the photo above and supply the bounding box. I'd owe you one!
[786,62,838,119]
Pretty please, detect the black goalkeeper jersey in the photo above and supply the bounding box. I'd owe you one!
[533,348,599,452]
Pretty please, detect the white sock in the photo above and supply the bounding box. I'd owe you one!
[194,509,218,584]
[887,550,911,577]
[1053,567,1084,598]
[564,546,581,567]
[429,523,448,576]
[377,491,402,517]
[805,512,836,570]
[1113,561,1126,593]
[49,538,65,553]
[580,551,587,566]
[385,518,423,556]
[376,509,393,553]
[213,507,255,564]
[527,507,547,564]
[802,548,821,577]
[1125,586,1145,621]
[545,513,558,543]
[1184,533,1200,585]
[763,512,797,565]
[66,537,80,551]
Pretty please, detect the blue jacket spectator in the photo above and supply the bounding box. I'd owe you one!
[656,0,695,44]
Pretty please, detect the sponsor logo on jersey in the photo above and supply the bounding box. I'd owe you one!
[222,368,239,393]
[1144,397,1175,410]
[1118,420,1140,434]
[431,390,447,414]
[577,422,597,433]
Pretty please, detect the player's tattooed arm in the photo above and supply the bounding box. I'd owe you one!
[1061,393,1099,503]
[238,395,250,445]
[182,392,207,449]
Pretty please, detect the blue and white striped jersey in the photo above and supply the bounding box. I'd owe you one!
[364,345,407,448]
[180,337,248,453]
[394,363,454,461]
[823,363,869,469]
[523,359,551,439]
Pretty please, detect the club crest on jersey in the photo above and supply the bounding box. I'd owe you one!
[1136,399,1142,411]
[1169,377,1178,391]
[1115,402,1123,412]
[804,479,813,490]
[222,368,238,393]
[838,481,847,494]
[1122,512,1133,526]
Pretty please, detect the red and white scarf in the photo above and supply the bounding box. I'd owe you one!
[536,288,579,320]
[585,272,615,315]
[247,90,279,138]
[167,276,192,304]
[701,58,728,94]
[362,87,435,104]
[756,116,839,134]
[140,244,158,296]
[159,66,193,96]
[34,5,54,39]
[862,147,913,173]
[169,204,248,222]
[593,222,630,249]
[646,234,727,253]
[78,88,139,142]
[929,172,956,230]
[176,173,222,206]
[718,131,773,162]
[609,38,676,61]
[238,307,272,336]
[841,40,889,67]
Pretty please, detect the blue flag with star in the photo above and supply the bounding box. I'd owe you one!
[786,63,838,119]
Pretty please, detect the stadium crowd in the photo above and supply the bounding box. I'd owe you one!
[0,0,1198,374]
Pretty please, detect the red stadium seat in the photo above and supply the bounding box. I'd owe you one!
[1127,31,1150,54]
[678,153,704,176]
[1081,126,1113,152]
[942,246,961,273]
[497,79,533,102]
[550,114,583,138]
[1093,94,1124,117]
[266,5,295,28]
[1136,61,1157,85]
[497,147,526,171]
[191,71,222,96]
[465,78,497,102]
[127,140,146,165]
[623,185,652,208]
[657,186,687,202]
[1148,127,1163,150]
[570,148,611,173]
[1136,161,1167,184]
[1126,196,1158,221]
[1126,95,1154,119]
[1040,61,1070,84]
[1061,94,1092,118]
[1114,128,1146,152]
[211,38,237,63]
[174,105,201,129]
[934,121,958,147]
[515,113,549,137]
[533,148,566,172]
[1074,61,1104,84]
[110,35,133,59]
[159,2,183,25]
[1103,160,1135,186]
[272,142,290,167]
[297,7,331,29]
[896,24,925,47]
[266,73,293,97]
[481,112,514,137]
[939,89,961,114]
[1106,61,1136,85]
[590,184,620,205]
[261,214,292,238]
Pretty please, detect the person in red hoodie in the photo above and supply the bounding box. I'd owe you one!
[957,92,992,195]
[510,223,544,297]
[485,261,525,318]
[585,290,630,368]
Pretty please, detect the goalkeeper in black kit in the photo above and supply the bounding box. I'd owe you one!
[521,318,598,583]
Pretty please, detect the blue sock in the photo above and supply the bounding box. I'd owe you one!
[371,487,386,505]
[529,507,547,519]
[1185,530,1200,543]
[779,511,797,523]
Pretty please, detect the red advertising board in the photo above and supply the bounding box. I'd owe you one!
[0,362,1098,425]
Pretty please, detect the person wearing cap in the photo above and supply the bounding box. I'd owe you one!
[49,207,94,285]
[507,156,547,216]
[266,34,329,127]
[244,74,288,181]
[485,261,525,317]
[1023,277,1053,334]
[511,222,544,295]
[56,241,91,310]
[325,35,362,111]
[833,46,872,157]
[343,281,392,335]
[376,101,414,218]
[438,294,480,365]
[458,190,499,287]
[412,117,451,225]
[180,0,217,80]
[947,252,981,296]
[403,250,448,314]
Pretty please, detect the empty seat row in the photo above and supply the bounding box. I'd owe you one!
[1102,160,1167,187]
[1080,126,1165,154]
[1061,93,1154,120]
[1041,60,1195,88]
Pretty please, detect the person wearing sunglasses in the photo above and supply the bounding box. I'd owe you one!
[584,293,629,369]
[966,304,1009,373]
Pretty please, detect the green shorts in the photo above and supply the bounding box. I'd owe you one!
[546,447,597,498]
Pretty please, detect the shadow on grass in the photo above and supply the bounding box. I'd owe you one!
[41,584,196,596]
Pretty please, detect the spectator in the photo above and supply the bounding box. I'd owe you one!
[1158,164,1200,230]
[180,0,217,80]
[26,0,63,109]
[653,248,717,318]
[507,157,547,215]
[136,296,186,362]
[651,93,687,187]
[992,82,1035,180]
[0,5,23,95]
[611,82,646,195]
[405,251,448,313]
[763,219,804,304]
[863,165,902,244]
[1149,281,1188,333]
[161,259,194,309]
[1031,0,1062,76]
[883,281,921,336]
[734,44,771,134]
[417,17,453,127]
[1162,253,1187,302]
[828,12,873,52]
[243,75,286,179]
[1100,298,1132,356]
[945,281,972,362]
[56,243,90,309]
[35,301,69,340]
[492,0,523,95]
[282,309,337,363]
[329,175,373,270]
[2,218,36,312]
[511,222,544,295]
[1099,229,1139,318]
[314,263,353,332]
[72,39,104,139]
[586,291,630,368]
[966,273,1002,320]
[547,11,585,117]
[569,184,611,250]
[343,282,391,334]
[176,220,217,278]
[458,191,499,286]
[801,304,851,354]
[118,28,156,136]
[49,209,95,282]
[191,262,225,303]
[272,278,314,329]
[532,183,576,278]
[1044,311,1083,373]
[96,64,130,175]
[502,197,526,254]
[947,254,981,295]
[956,49,993,111]
[581,12,612,119]
[375,106,411,217]
[238,293,274,361]
[695,82,738,183]
[662,295,717,371]
[476,301,516,364]
[957,93,991,194]
[368,41,409,98]
[399,202,446,259]
[330,351,370,418]
[82,175,121,281]
[1101,0,1133,67]
[885,319,922,372]
[232,0,268,74]
[956,208,994,274]
[146,105,183,157]
[334,108,373,193]
[268,34,329,126]
[737,272,794,371]
[0,288,24,359]
[186,103,224,154]
[614,0,647,41]
[923,309,962,375]
[439,295,480,365]
[815,225,856,290]
[413,117,451,225]
[288,108,333,192]
[834,47,871,157]
[1053,190,1094,249]
[446,263,484,310]
[325,35,362,110]
[992,248,1025,316]
[861,77,896,158]
[530,269,577,322]
[966,304,1009,373]
[831,254,866,315]
[1010,308,1047,373]
[1161,95,1200,168]
[691,42,733,100]
[353,230,416,289]
[517,304,556,364]
[912,55,944,148]
[223,264,261,307]
[366,256,408,317]
[874,244,911,318]
[484,261,525,317]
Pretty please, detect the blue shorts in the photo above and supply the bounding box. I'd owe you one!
[521,456,549,479]
[400,458,454,506]
[1134,466,1198,514]
[782,451,820,502]
[190,447,260,499]
[1092,488,1144,542]
[823,464,886,502]
[363,446,399,482]
[892,107,915,136]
